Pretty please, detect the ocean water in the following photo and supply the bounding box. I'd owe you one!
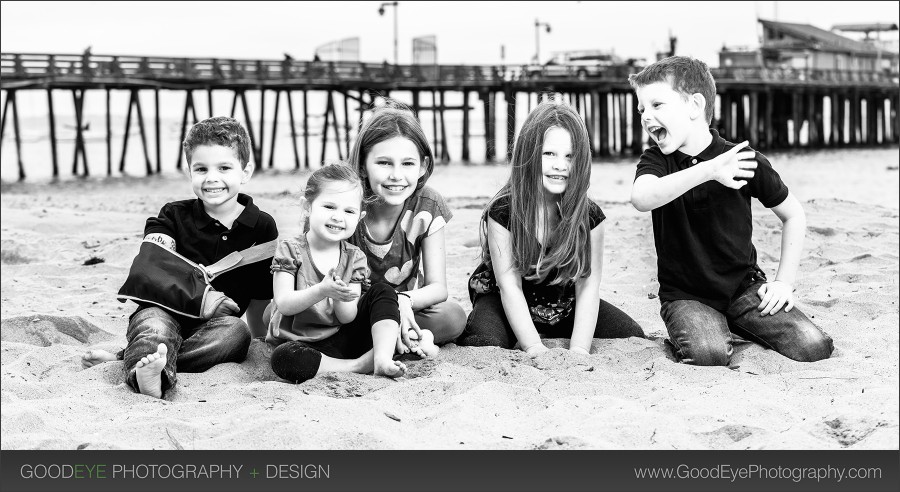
[1,89,892,182]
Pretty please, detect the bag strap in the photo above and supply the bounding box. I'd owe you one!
[200,239,278,280]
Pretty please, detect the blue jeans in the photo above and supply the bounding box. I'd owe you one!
[123,307,251,395]
[661,280,834,366]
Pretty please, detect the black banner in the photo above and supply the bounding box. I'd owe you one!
[1,450,898,492]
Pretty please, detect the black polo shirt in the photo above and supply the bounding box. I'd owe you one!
[142,193,278,323]
[634,128,789,310]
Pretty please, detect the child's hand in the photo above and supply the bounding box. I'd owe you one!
[395,335,412,355]
[202,290,240,319]
[524,342,549,356]
[708,141,758,189]
[569,346,590,355]
[395,330,427,357]
[319,268,359,302]
[397,294,423,350]
[757,280,794,316]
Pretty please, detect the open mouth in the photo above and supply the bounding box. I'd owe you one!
[383,184,408,193]
[546,175,568,182]
[325,224,345,232]
[204,187,227,194]
[647,125,668,144]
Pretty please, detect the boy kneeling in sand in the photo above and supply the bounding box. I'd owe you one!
[628,56,833,366]
[82,117,278,398]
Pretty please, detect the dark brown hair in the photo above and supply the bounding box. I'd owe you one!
[628,56,717,124]
[183,116,252,168]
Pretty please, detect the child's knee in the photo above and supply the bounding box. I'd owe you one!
[129,307,178,337]
[624,318,647,339]
[675,338,732,366]
[368,282,398,301]
[219,317,252,356]
[785,329,834,363]
[440,302,467,341]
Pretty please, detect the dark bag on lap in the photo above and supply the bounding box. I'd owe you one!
[116,239,276,319]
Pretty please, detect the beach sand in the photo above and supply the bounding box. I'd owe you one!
[1,147,898,450]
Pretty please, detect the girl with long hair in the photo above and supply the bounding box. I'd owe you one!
[458,101,645,354]
[348,101,466,355]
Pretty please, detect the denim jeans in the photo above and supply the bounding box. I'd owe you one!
[123,307,251,395]
[661,280,834,366]
[458,292,646,349]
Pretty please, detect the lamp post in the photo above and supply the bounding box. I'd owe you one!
[534,19,551,64]
[379,2,399,64]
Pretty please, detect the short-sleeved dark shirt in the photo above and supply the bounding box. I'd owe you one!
[634,128,789,310]
[468,194,606,325]
[142,193,278,323]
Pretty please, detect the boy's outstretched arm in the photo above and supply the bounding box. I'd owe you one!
[631,141,757,212]
[758,192,806,316]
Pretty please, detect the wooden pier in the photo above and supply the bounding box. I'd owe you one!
[1,52,897,180]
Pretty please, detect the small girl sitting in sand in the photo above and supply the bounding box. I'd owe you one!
[347,100,466,354]
[458,101,646,354]
[265,163,436,384]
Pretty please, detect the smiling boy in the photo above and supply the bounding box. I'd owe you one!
[82,117,278,398]
[628,56,832,366]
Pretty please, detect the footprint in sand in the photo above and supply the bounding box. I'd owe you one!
[698,424,761,445]
[304,372,395,399]
[820,415,884,447]
[808,226,837,237]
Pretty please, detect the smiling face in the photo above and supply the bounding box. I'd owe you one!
[188,145,251,209]
[305,181,365,243]
[540,126,573,197]
[363,136,427,207]
[635,79,706,155]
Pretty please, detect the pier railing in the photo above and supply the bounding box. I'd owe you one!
[1,53,508,89]
[3,53,898,89]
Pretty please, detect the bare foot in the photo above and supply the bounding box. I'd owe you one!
[81,349,118,368]
[374,358,406,379]
[135,343,168,399]
[416,330,439,359]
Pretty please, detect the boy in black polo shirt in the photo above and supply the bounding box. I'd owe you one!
[628,56,832,366]
[82,117,278,398]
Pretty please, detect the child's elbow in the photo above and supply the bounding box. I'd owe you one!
[630,192,653,212]
[272,294,292,314]
[334,310,355,325]
[435,285,448,303]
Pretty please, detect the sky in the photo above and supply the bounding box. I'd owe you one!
[2,1,899,67]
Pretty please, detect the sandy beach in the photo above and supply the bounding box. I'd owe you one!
[1,147,897,450]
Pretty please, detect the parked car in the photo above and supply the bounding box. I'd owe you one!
[524,50,624,79]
